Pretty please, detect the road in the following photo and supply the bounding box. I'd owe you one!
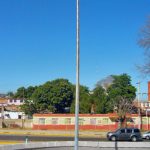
[0,134,149,142]
[0,134,103,142]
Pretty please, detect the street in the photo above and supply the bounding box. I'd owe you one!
[0,134,149,142]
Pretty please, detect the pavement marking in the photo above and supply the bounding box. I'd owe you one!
[0,141,23,145]
[0,130,106,138]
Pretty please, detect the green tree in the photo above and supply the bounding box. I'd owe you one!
[26,86,37,99]
[13,87,26,99]
[7,91,14,98]
[107,74,136,127]
[31,83,53,113]
[91,86,107,114]
[70,85,91,113]
[13,86,37,99]
[31,79,74,113]
[20,99,36,117]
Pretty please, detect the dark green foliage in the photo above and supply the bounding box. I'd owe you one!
[107,74,136,104]
[13,86,37,99]
[70,85,91,113]
[31,79,74,113]
[13,87,26,99]
[91,86,107,114]
[12,73,136,118]
[107,74,136,126]
[20,99,36,117]
[26,86,38,99]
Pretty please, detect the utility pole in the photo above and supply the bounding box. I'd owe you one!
[136,81,141,129]
[74,0,80,150]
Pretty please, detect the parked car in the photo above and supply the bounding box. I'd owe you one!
[107,128,142,142]
[142,131,150,140]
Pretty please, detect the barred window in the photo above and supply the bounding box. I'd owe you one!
[39,118,45,125]
[102,118,108,124]
[79,118,84,125]
[52,118,58,125]
[97,119,102,125]
[65,118,71,125]
[90,118,96,125]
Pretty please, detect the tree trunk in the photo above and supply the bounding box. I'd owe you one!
[118,117,126,128]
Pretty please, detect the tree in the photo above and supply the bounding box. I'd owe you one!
[20,99,37,117]
[19,79,74,115]
[138,17,150,75]
[13,87,26,99]
[31,83,53,113]
[91,86,107,114]
[70,85,91,114]
[107,74,136,127]
[31,79,74,113]
[6,91,14,98]
[26,86,37,99]
[49,79,74,113]
[13,86,37,99]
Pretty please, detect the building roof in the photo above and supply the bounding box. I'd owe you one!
[0,98,8,104]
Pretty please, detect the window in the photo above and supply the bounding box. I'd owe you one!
[52,118,58,125]
[39,118,45,125]
[18,115,22,119]
[102,118,108,124]
[127,129,132,133]
[134,129,140,133]
[97,119,102,125]
[14,100,17,103]
[120,129,125,133]
[9,99,13,103]
[79,118,84,125]
[90,118,96,125]
[65,118,71,125]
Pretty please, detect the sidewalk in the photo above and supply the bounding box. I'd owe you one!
[0,129,107,138]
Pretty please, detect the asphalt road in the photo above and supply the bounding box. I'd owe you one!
[0,135,103,142]
[0,134,149,142]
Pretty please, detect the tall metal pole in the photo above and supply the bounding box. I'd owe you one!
[75,0,80,150]
[137,81,141,129]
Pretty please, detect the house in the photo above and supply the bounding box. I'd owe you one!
[7,99,24,106]
[0,97,25,119]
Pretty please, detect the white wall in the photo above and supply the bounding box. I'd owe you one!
[7,99,24,106]
[0,111,24,119]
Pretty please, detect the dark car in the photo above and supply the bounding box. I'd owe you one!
[107,128,142,142]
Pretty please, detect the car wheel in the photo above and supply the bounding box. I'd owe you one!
[146,136,150,140]
[131,136,137,142]
[111,136,116,141]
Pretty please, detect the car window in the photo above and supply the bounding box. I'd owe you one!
[127,129,132,133]
[134,129,140,133]
[120,129,125,133]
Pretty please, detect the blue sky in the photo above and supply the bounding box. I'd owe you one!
[0,0,150,99]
